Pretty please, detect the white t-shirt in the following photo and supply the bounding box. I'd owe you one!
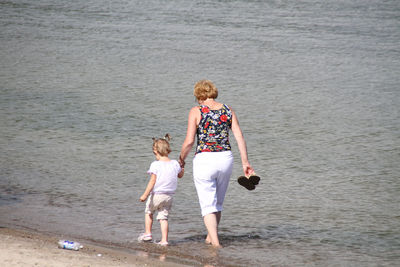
[147,160,181,194]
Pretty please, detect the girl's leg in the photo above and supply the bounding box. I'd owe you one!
[204,212,222,248]
[145,213,153,234]
[159,219,169,243]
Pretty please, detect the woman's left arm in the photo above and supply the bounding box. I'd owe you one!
[231,108,255,176]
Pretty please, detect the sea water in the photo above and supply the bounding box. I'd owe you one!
[1,0,399,266]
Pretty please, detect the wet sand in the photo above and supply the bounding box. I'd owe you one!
[0,227,192,267]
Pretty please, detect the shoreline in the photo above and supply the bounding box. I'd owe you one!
[0,226,195,267]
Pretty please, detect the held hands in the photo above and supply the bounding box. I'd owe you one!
[179,155,185,168]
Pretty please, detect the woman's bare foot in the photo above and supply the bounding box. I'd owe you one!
[205,235,222,248]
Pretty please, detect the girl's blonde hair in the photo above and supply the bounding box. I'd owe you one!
[194,80,218,101]
[152,134,171,157]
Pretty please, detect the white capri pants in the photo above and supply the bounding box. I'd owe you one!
[193,151,234,217]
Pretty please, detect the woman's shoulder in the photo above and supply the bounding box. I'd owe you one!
[225,104,236,112]
[222,103,230,109]
[189,106,202,116]
[191,105,201,110]
[222,103,233,112]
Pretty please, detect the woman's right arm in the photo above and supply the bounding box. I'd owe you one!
[179,107,199,167]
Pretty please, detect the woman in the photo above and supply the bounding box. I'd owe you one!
[179,79,255,248]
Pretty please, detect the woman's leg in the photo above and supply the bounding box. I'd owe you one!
[205,152,233,245]
[204,212,222,248]
[194,152,233,248]
[205,211,221,244]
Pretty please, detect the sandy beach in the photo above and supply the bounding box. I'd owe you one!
[0,227,191,267]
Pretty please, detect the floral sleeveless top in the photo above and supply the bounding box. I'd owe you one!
[196,104,232,154]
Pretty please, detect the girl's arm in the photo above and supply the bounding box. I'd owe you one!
[231,107,255,176]
[178,167,185,178]
[178,167,184,178]
[139,174,157,202]
[179,107,200,167]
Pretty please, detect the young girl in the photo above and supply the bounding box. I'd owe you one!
[138,134,184,246]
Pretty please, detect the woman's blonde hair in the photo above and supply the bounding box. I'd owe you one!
[194,80,218,101]
[152,134,171,157]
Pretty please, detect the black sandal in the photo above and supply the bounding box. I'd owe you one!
[249,174,260,185]
[237,176,256,190]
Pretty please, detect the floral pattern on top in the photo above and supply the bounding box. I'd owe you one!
[196,104,232,153]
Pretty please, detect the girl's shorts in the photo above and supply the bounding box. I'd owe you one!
[145,193,173,220]
[193,151,233,216]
